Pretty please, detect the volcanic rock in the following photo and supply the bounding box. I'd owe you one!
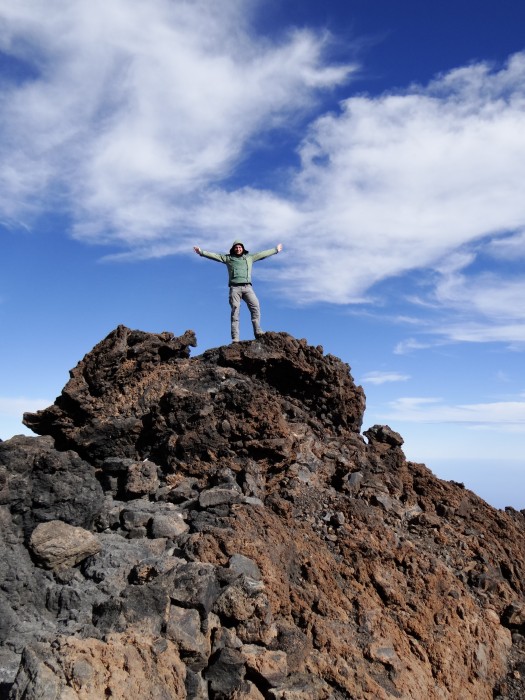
[0,325,521,698]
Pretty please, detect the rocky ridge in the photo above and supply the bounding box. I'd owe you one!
[0,325,523,699]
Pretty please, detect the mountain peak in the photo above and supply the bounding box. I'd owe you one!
[23,326,366,468]
[0,326,522,698]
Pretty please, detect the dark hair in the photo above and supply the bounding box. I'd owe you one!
[229,242,248,255]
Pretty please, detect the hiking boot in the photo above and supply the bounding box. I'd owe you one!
[254,331,265,338]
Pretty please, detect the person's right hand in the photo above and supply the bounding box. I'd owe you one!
[193,246,201,255]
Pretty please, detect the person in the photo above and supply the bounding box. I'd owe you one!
[193,240,283,342]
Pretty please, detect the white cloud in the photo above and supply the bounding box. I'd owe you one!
[0,0,353,241]
[382,396,525,432]
[271,53,525,302]
[362,371,410,385]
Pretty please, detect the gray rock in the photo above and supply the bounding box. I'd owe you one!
[185,668,209,700]
[404,504,423,521]
[229,554,262,581]
[121,508,151,530]
[243,496,265,507]
[0,647,21,689]
[0,435,104,535]
[9,646,68,700]
[124,460,160,497]
[268,673,336,700]
[167,479,199,504]
[211,626,243,654]
[214,584,257,623]
[166,606,210,671]
[347,471,363,494]
[199,487,244,508]
[364,424,404,448]
[82,533,166,594]
[204,647,246,696]
[241,644,288,688]
[101,457,134,474]
[169,562,222,615]
[502,601,525,628]
[150,512,188,539]
[120,582,170,635]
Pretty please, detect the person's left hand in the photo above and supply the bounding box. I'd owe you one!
[276,243,283,252]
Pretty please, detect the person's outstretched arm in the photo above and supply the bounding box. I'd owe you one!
[251,243,283,262]
[193,246,227,263]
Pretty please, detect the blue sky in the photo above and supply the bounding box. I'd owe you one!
[1,0,525,509]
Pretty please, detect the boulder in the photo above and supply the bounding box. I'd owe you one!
[29,521,101,570]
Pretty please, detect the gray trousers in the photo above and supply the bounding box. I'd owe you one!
[229,284,261,340]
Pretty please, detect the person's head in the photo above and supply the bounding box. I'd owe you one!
[230,240,247,256]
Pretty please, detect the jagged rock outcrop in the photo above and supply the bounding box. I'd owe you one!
[0,326,523,698]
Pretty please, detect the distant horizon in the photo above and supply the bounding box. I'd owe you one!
[405,457,525,512]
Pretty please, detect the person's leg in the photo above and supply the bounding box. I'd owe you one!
[229,287,242,341]
[243,286,263,337]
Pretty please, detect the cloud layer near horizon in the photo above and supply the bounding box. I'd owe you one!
[381,395,525,434]
[2,0,525,344]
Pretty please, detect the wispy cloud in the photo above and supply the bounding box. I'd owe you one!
[382,396,525,432]
[433,248,525,318]
[390,241,525,349]
[394,338,433,355]
[394,247,525,347]
[434,322,525,345]
[362,371,410,385]
[0,397,50,417]
[487,229,525,261]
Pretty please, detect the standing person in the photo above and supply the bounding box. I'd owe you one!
[193,240,283,342]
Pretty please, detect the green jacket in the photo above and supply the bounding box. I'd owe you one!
[199,244,279,286]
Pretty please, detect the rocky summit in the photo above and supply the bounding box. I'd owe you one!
[0,326,524,700]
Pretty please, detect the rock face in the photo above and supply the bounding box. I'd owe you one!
[0,325,523,698]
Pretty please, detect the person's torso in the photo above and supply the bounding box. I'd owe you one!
[228,254,252,283]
